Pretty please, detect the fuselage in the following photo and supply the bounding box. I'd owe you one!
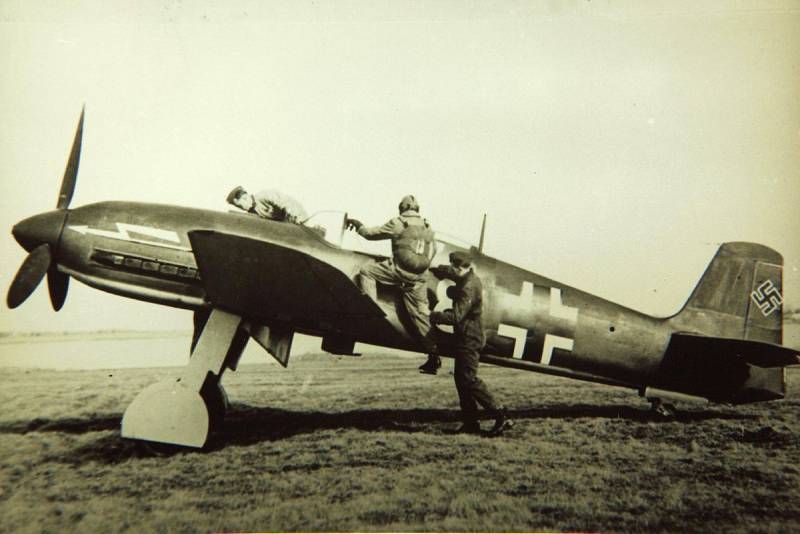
[51,201,684,392]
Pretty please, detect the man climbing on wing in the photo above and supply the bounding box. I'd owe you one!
[226,186,308,223]
[346,195,441,374]
[430,251,512,436]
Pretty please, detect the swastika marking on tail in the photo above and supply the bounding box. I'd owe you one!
[750,279,782,317]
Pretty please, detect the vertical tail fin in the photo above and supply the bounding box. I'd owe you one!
[677,242,783,344]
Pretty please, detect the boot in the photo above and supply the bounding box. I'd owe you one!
[418,354,441,375]
[487,408,513,437]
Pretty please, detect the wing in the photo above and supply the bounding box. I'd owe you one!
[188,230,385,327]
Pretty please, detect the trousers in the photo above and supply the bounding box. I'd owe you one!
[454,346,498,424]
[358,258,435,352]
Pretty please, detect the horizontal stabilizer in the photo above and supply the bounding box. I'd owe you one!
[655,332,797,403]
[670,333,799,368]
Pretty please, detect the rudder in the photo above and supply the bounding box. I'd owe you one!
[678,242,783,344]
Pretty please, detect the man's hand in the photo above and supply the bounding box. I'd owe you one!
[430,310,445,325]
[429,264,452,279]
[345,218,363,231]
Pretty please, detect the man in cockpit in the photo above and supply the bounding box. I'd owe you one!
[226,186,308,223]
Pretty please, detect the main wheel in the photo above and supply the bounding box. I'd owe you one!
[201,381,229,433]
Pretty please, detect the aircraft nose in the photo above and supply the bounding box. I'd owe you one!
[12,210,68,252]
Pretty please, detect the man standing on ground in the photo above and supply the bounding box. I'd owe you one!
[431,251,512,436]
[346,195,441,374]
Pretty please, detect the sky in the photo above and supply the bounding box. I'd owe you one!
[1,0,799,335]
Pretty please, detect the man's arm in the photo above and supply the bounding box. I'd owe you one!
[450,279,477,324]
[429,264,455,280]
[431,278,478,326]
[357,217,402,241]
[253,189,308,222]
[432,309,455,326]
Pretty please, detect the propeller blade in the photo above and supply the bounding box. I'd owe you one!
[7,244,52,309]
[56,107,85,210]
[47,268,69,311]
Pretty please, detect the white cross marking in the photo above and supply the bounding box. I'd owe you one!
[541,334,574,365]
[550,287,578,321]
[497,281,578,365]
[498,324,527,359]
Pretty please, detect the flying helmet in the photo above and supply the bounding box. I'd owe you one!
[226,185,247,205]
[398,194,420,213]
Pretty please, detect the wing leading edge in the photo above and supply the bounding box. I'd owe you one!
[188,230,385,327]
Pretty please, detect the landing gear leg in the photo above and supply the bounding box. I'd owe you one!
[121,309,245,448]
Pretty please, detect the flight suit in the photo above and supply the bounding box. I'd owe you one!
[250,189,308,223]
[356,210,435,352]
[433,269,499,425]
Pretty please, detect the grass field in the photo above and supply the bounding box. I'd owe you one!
[1,353,799,533]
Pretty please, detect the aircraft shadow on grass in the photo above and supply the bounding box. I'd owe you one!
[218,403,755,445]
[0,403,755,438]
[0,403,759,463]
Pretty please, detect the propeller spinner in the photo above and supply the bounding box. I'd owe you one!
[7,108,84,310]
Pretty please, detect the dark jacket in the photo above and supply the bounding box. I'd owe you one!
[437,270,484,351]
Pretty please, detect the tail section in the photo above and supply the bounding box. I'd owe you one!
[654,333,798,403]
[677,242,783,344]
[653,243,793,404]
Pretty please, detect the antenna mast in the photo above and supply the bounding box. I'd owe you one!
[478,213,487,253]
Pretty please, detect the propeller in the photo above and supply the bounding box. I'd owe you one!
[48,268,69,311]
[7,244,52,309]
[57,107,84,210]
[7,108,84,310]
